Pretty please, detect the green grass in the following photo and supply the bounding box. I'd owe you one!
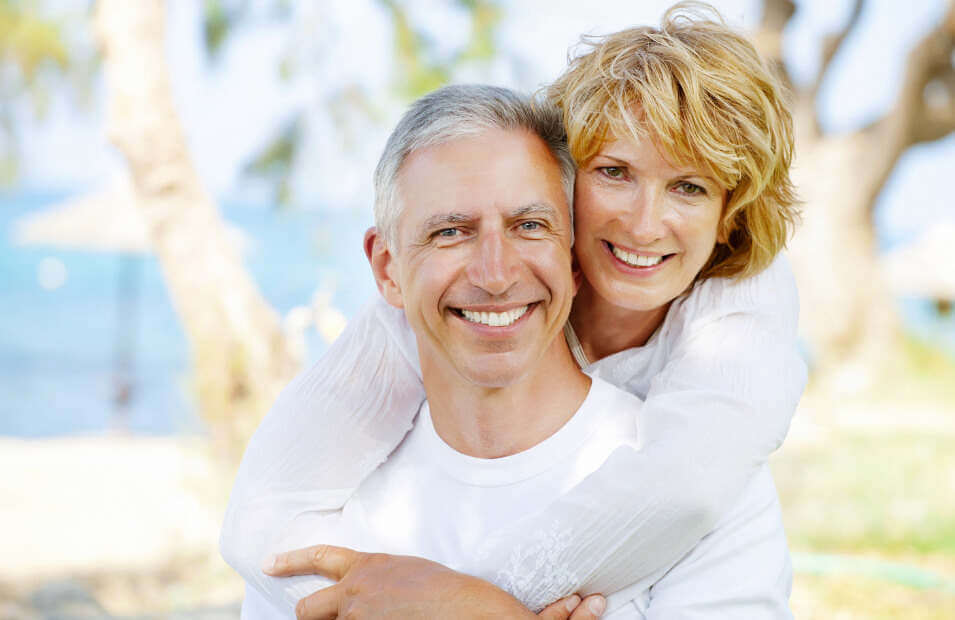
[774,367,955,618]
[774,429,955,555]
[791,573,955,619]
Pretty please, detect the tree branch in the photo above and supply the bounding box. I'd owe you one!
[810,0,863,102]
[756,0,796,90]
[859,0,955,217]
[905,2,955,143]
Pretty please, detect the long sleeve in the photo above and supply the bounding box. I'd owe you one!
[641,466,793,619]
[219,297,425,604]
[221,256,807,613]
[472,255,807,610]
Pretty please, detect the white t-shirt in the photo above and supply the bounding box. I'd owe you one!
[222,254,806,612]
[241,378,792,618]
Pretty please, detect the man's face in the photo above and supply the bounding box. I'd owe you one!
[372,128,575,388]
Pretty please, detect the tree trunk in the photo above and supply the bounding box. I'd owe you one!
[760,0,955,389]
[788,131,902,388]
[94,0,299,458]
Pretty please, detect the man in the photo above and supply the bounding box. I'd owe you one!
[224,85,792,618]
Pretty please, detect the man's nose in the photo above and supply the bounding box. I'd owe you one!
[627,186,667,244]
[466,230,520,296]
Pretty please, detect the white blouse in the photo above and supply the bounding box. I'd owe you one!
[220,253,807,612]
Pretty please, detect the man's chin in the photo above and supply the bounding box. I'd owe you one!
[454,357,532,389]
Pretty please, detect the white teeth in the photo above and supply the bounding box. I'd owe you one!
[460,305,529,327]
[612,246,663,267]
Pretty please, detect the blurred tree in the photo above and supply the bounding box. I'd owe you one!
[12,0,952,452]
[89,0,502,458]
[94,0,299,459]
[0,0,71,182]
[756,0,955,388]
[232,0,501,206]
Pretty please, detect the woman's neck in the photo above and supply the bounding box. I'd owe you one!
[570,282,671,363]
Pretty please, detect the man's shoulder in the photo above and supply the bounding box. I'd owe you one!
[585,375,644,408]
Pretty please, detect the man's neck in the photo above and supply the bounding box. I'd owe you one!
[420,338,591,459]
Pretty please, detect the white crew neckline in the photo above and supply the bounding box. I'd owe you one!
[417,378,613,487]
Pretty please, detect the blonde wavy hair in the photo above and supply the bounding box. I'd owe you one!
[548,1,799,281]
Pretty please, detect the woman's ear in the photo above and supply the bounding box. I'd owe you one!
[571,255,583,296]
[364,227,404,309]
[717,193,731,244]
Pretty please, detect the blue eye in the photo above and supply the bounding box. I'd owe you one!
[436,228,459,237]
[520,221,541,231]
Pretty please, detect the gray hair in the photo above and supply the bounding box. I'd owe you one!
[373,84,576,249]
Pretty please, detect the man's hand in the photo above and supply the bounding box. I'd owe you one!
[264,544,605,619]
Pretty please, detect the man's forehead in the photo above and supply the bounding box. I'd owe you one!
[394,129,568,232]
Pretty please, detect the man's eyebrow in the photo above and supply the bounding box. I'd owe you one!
[418,213,472,233]
[415,203,559,235]
[509,202,560,219]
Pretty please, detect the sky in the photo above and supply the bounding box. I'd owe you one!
[11,0,955,248]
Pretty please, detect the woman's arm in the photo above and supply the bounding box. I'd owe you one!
[222,257,805,611]
[220,297,426,601]
[263,544,607,620]
[472,255,807,609]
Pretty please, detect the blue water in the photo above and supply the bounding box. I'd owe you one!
[0,190,377,437]
[1,190,953,437]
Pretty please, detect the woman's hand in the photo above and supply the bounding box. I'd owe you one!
[264,544,606,619]
[538,593,607,619]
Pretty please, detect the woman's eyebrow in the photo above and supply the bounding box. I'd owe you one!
[595,152,718,185]
[591,154,630,166]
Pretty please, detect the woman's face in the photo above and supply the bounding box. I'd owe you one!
[573,133,725,313]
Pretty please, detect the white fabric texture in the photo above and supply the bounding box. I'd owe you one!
[241,379,792,619]
[221,253,806,612]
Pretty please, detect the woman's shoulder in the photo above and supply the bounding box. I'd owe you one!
[671,253,799,333]
[686,252,797,317]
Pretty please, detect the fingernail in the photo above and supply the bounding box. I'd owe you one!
[261,553,277,574]
[587,596,606,615]
[565,595,581,612]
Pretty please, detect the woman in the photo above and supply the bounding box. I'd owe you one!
[222,2,805,617]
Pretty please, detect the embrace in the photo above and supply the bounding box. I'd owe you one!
[221,4,806,618]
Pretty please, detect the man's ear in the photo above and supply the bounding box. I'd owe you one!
[364,226,404,309]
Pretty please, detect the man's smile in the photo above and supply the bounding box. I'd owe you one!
[450,303,537,328]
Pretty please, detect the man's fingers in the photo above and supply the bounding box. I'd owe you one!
[537,594,581,619]
[294,583,342,620]
[263,544,361,580]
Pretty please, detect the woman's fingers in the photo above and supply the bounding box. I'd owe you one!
[293,583,343,620]
[263,544,361,580]
[538,594,581,619]
[574,594,607,618]
[538,593,606,619]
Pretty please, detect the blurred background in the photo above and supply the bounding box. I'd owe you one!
[1,0,953,617]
